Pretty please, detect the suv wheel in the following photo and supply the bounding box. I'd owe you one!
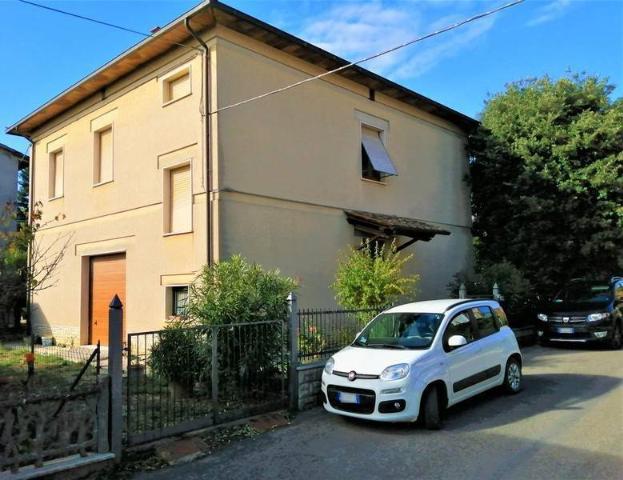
[503,358,522,394]
[610,323,622,350]
[421,386,442,430]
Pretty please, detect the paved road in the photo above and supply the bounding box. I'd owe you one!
[136,345,623,480]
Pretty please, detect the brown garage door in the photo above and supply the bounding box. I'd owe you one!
[89,253,126,346]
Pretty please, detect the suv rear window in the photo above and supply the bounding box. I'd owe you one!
[471,306,498,338]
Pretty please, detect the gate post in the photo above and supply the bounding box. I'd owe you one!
[108,295,123,462]
[288,292,299,411]
[211,326,219,404]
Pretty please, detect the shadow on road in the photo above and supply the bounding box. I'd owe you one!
[335,371,621,433]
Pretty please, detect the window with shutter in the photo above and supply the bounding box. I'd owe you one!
[50,150,64,199]
[95,127,113,184]
[168,164,192,233]
[162,67,191,104]
[361,125,397,181]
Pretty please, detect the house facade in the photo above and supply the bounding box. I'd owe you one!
[8,1,475,346]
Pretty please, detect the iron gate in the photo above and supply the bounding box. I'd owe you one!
[125,320,287,445]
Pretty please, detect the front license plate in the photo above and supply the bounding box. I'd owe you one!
[558,327,575,334]
[337,392,359,404]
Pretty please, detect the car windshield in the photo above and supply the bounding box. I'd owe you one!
[554,281,612,304]
[353,312,444,350]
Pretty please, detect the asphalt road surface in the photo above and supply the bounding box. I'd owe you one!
[136,344,623,480]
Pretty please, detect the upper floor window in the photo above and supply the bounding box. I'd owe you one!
[49,149,64,199]
[94,126,113,185]
[165,163,192,234]
[361,125,397,182]
[162,65,191,105]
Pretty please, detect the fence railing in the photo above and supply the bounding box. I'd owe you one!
[125,320,287,445]
[0,378,109,473]
[297,307,384,364]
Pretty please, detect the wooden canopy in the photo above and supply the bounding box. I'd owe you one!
[345,209,450,251]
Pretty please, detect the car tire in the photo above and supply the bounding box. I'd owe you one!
[610,323,622,350]
[503,357,522,394]
[421,387,442,430]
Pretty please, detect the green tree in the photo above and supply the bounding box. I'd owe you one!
[332,240,419,312]
[0,202,71,331]
[469,74,623,298]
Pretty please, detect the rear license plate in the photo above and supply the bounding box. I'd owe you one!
[558,327,575,334]
[337,392,359,404]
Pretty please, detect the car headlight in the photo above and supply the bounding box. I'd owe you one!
[380,363,410,381]
[324,357,335,375]
[537,313,548,322]
[587,312,609,322]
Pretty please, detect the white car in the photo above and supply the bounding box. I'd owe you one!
[321,299,522,429]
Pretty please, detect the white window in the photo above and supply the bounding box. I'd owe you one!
[94,126,113,184]
[162,66,191,104]
[165,164,192,234]
[361,125,397,181]
[49,149,64,199]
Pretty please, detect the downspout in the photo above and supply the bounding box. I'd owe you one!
[27,138,34,334]
[185,17,214,266]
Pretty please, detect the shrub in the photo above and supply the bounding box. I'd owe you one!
[149,319,209,392]
[187,254,297,325]
[179,255,298,396]
[448,261,535,314]
[332,240,418,314]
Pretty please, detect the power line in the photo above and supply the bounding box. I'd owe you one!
[210,0,525,116]
[17,0,201,52]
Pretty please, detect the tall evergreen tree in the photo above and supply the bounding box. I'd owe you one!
[469,74,623,298]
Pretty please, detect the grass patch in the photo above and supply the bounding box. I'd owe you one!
[0,344,97,396]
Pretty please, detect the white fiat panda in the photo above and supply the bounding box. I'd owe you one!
[321,299,522,429]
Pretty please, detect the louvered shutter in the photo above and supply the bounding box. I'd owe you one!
[169,165,191,232]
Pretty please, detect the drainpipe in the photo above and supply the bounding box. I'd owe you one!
[185,17,214,266]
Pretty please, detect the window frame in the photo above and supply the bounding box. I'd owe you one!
[163,161,193,236]
[93,124,115,187]
[161,63,192,106]
[48,148,64,200]
[171,285,189,318]
[443,309,478,352]
[470,305,500,339]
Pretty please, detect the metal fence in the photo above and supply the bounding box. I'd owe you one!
[125,320,287,445]
[297,307,384,364]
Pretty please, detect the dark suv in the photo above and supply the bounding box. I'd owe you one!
[536,277,622,349]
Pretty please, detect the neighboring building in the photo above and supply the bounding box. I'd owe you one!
[7,1,476,346]
[0,143,28,229]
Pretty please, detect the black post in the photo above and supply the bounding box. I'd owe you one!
[108,295,123,462]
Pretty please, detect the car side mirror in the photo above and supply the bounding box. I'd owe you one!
[448,335,467,349]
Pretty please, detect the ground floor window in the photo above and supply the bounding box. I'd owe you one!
[171,286,189,317]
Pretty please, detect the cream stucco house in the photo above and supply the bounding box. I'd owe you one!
[7,1,476,346]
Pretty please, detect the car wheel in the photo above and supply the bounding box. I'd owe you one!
[610,323,622,350]
[421,387,442,430]
[503,358,522,394]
